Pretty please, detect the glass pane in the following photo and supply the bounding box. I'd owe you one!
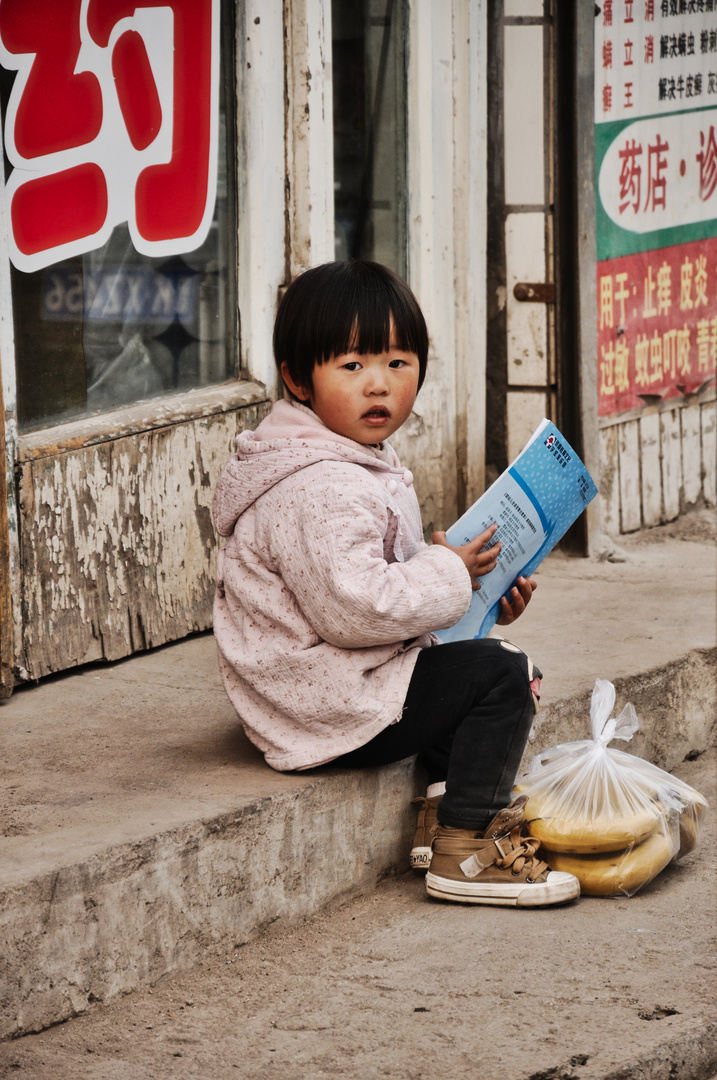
[1,4,236,432]
[332,0,407,274]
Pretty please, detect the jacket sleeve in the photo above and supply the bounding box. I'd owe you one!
[261,463,472,648]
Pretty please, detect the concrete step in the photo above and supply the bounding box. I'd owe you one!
[1,530,715,1042]
[1,748,715,1080]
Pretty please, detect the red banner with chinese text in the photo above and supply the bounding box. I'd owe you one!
[597,237,717,416]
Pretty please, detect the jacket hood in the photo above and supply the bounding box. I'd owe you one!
[213,400,404,536]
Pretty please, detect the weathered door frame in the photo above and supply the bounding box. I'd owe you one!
[553,0,600,553]
[485,0,600,554]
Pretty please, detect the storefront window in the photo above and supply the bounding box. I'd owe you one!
[332,0,407,274]
[0,0,236,432]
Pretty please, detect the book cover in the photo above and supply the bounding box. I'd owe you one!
[436,419,598,643]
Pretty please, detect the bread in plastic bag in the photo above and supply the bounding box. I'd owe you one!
[512,678,708,897]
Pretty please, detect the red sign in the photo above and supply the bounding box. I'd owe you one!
[0,0,220,272]
[597,236,717,415]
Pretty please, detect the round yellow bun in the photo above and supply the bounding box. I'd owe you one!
[523,798,661,854]
[541,829,674,897]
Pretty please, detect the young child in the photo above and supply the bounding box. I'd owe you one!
[212,260,580,908]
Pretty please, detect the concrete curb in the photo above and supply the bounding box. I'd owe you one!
[528,646,716,772]
[1,646,715,1043]
[600,1018,717,1080]
[520,1020,717,1080]
[0,760,419,1041]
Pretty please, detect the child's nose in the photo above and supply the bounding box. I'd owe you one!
[366,368,389,394]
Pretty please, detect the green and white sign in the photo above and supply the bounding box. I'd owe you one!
[595,1,717,260]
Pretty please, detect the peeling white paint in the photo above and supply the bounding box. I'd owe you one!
[17,403,269,680]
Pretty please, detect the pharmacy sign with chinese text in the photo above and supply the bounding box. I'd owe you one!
[595,0,717,415]
[0,0,221,274]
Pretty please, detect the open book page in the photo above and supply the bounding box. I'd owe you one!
[435,419,598,643]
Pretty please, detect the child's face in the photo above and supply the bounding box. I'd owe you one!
[281,329,420,444]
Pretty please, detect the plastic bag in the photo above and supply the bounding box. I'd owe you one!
[512,679,709,897]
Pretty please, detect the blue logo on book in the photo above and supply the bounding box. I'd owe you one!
[544,433,571,469]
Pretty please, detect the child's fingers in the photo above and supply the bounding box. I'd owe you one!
[505,578,533,613]
[475,541,501,565]
[496,576,537,624]
[471,522,498,550]
[496,605,514,625]
[431,526,502,583]
[509,585,527,615]
[496,592,521,624]
[472,548,500,577]
[515,575,537,602]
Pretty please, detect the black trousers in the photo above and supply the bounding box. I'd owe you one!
[331,638,540,831]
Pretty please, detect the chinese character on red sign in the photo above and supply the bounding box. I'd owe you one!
[0,0,220,272]
[597,239,717,417]
[696,125,717,201]
[600,275,614,329]
[657,261,671,314]
[615,272,630,326]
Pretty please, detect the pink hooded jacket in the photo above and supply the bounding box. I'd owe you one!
[212,400,472,771]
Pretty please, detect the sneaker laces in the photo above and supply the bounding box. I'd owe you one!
[496,826,550,882]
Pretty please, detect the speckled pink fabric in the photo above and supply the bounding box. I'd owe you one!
[212,400,471,771]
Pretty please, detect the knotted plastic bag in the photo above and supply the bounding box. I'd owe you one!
[512,678,708,897]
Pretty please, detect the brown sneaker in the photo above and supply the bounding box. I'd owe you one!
[410,795,441,872]
[426,797,580,907]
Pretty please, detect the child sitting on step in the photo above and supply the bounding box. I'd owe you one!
[212,260,580,908]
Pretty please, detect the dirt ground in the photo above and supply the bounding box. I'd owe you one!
[1,750,715,1080]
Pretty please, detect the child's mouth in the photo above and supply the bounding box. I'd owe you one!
[362,406,390,422]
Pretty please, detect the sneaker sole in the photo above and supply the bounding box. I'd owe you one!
[410,846,432,872]
[425,870,580,907]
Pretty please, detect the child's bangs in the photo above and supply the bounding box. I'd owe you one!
[319,293,390,362]
[317,276,426,367]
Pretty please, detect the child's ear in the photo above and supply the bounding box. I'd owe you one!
[281,362,311,402]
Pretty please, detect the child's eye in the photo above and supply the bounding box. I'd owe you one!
[389,358,407,368]
[342,361,362,371]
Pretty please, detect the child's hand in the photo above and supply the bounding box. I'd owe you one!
[432,523,501,591]
[496,576,537,624]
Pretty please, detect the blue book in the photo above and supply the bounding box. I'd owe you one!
[436,419,597,643]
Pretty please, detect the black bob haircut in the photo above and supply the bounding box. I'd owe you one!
[273,260,429,398]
